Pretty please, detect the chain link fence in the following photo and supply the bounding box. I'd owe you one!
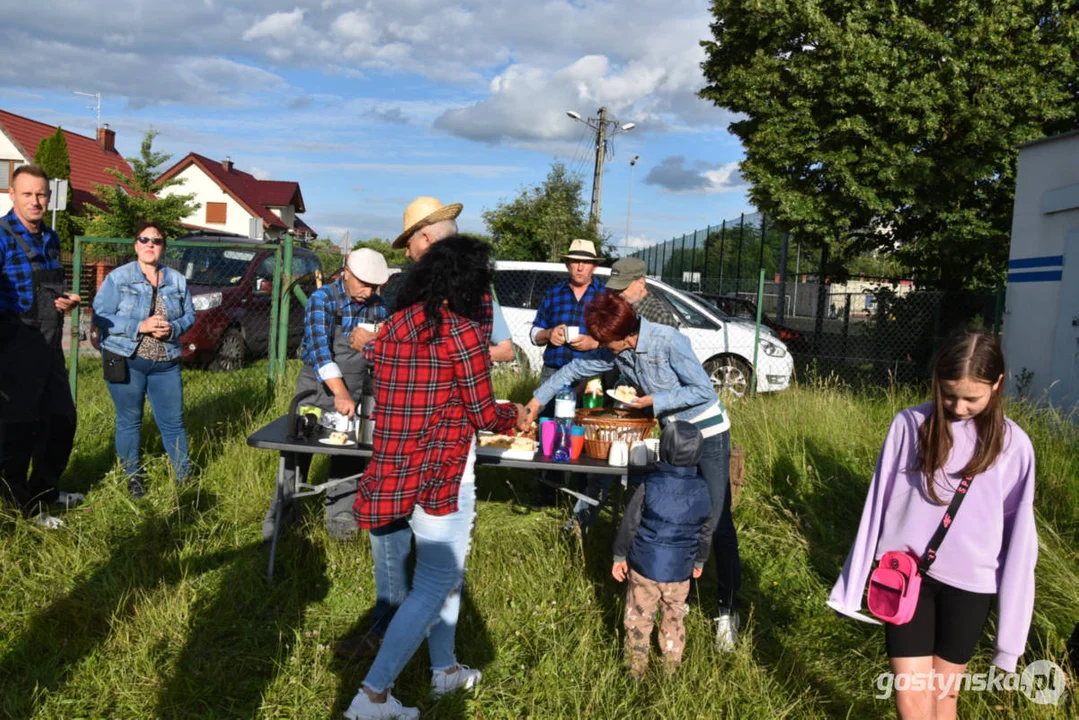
[627,216,1006,387]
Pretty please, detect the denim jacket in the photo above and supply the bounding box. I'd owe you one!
[533,317,729,433]
[92,262,196,360]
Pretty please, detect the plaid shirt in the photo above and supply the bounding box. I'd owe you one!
[354,295,517,528]
[532,276,604,369]
[0,210,62,316]
[301,276,387,374]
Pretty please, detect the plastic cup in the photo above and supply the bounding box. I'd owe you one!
[570,425,586,460]
[540,419,556,456]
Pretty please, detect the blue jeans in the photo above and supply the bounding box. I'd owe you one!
[363,479,477,692]
[106,357,191,482]
[698,430,741,612]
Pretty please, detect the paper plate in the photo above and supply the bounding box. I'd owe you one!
[318,438,356,446]
[606,388,638,404]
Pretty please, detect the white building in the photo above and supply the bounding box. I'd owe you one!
[1003,130,1079,408]
[156,153,316,241]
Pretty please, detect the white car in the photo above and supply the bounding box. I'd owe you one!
[492,261,793,398]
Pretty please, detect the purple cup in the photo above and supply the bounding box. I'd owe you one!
[540,419,556,456]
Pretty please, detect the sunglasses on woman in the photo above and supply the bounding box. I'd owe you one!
[136,236,165,246]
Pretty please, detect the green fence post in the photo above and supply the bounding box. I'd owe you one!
[993,286,1005,335]
[276,234,294,379]
[752,268,765,397]
[268,243,283,384]
[68,235,84,402]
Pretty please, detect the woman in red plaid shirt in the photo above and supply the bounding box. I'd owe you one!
[345,235,526,720]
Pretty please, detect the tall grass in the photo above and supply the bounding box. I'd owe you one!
[0,365,1074,718]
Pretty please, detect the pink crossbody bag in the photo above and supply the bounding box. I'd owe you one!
[867,475,974,625]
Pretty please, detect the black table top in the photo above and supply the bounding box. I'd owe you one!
[247,415,648,476]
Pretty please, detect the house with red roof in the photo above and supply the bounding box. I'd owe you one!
[0,108,136,218]
[155,153,316,241]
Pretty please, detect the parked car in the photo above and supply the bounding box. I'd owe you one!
[693,291,810,354]
[493,262,793,398]
[91,235,321,371]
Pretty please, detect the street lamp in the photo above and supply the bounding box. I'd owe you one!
[625,155,640,252]
[566,106,636,227]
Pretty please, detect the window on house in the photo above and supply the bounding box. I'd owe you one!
[0,161,13,190]
[206,202,227,224]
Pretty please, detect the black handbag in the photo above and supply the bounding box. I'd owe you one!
[102,348,129,383]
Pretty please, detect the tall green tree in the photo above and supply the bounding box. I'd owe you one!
[700,0,1078,289]
[78,128,199,239]
[33,128,77,251]
[351,237,409,266]
[482,162,605,261]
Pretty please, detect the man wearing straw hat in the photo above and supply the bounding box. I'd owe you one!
[529,238,605,511]
[366,196,512,363]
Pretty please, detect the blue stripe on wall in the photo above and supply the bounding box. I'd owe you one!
[1007,270,1063,283]
[1008,255,1063,270]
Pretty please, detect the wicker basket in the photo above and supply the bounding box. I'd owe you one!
[574,408,657,460]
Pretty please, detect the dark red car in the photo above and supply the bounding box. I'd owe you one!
[90,235,321,371]
[693,292,810,354]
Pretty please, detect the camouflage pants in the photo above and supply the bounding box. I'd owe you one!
[623,568,690,678]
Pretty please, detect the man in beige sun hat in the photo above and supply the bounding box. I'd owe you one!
[375,196,513,363]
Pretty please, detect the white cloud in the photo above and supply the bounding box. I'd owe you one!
[242,8,307,42]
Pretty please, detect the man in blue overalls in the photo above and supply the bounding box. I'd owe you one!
[261,248,389,541]
[0,165,84,527]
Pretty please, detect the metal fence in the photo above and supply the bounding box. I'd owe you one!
[626,216,1006,387]
[67,234,315,408]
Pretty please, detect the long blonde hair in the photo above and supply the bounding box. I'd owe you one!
[917,330,1006,505]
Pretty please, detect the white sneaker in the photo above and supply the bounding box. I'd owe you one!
[34,514,65,529]
[343,690,418,720]
[431,664,482,698]
[714,612,741,652]
[54,491,85,508]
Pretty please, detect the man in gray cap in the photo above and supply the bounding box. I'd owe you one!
[605,257,680,328]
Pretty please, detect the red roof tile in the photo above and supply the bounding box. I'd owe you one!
[157,153,313,235]
[0,109,137,211]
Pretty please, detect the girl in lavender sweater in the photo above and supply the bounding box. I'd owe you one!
[829,330,1037,720]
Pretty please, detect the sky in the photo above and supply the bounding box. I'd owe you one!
[0,0,753,254]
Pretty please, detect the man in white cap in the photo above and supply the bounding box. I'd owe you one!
[369,196,512,363]
[262,247,390,542]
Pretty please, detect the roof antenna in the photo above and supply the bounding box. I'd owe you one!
[73,91,102,130]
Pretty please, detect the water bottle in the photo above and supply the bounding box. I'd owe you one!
[553,384,575,462]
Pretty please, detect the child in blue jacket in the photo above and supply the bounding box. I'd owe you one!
[612,420,713,677]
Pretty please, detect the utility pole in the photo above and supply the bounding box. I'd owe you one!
[590,106,608,226]
[567,107,636,230]
[625,154,639,248]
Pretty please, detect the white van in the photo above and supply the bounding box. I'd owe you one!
[493,261,793,397]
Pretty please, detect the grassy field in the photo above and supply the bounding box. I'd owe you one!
[0,362,1075,719]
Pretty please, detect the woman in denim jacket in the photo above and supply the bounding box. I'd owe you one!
[92,222,196,497]
[522,291,743,652]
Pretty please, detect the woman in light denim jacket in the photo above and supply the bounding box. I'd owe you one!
[522,291,743,651]
[92,222,196,497]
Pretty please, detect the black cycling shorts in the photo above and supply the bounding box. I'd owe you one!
[885,575,995,665]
